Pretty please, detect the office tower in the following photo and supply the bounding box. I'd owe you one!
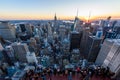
[25,23,33,36]
[47,22,52,37]
[18,23,33,35]
[86,36,102,62]
[74,18,83,32]
[102,40,120,69]
[104,16,111,27]
[95,39,115,65]
[113,26,120,38]
[2,46,15,65]
[11,43,29,62]
[80,28,92,55]
[102,40,120,77]
[59,25,66,40]
[26,52,38,64]
[0,21,16,41]
[104,30,116,39]
[19,24,26,32]
[70,31,82,52]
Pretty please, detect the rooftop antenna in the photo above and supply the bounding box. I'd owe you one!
[74,9,79,21]
[76,9,79,18]
[54,12,57,21]
[77,9,79,17]
[88,11,91,22]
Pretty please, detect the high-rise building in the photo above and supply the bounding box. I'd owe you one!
[47,22,53,37]
[86,36,102,62]
[95,39,115,65]
[19,23,26,32]
[70,31,82,52]
[0,21,16,41]
[54,13,58,32]
[11,43,29,62]
[74,18,83,32]
[102,40,120,78]
[26,52,38,64]
[80,28,92,56]
[59,25,66,40]
[25,23,33,36]
[102,40,120,69]
[17,23,33,36]
[2,46,16,65]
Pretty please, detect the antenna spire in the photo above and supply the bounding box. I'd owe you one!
[76,9,79,17]
[88,11,91,22]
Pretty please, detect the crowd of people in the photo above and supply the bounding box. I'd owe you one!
[24,65,115,80]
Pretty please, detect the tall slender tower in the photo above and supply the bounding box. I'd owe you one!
[54,13,58,32]
[73,10,79,31]
[54,13,57,21]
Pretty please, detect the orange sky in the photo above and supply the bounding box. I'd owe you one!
[0,0,120,20]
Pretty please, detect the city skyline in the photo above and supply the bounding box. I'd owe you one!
[0,0,120,20]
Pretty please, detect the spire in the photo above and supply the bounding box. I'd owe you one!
[75,9,79,21]
[76,9,79,17]
[54,13,57,21]
[73,9,79,31]
[88,11,91,22]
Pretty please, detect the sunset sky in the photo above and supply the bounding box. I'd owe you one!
[0,0,120,20]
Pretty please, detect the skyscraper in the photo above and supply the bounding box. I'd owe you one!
[2,46,15,65]
[80,28,92,56]
[95,39,115,65]
[70,31,82,52]
[0,21,16,41]
[102,40,120,77]
[11,43,29,62]
[18,23,33,36]
[54,13,58,32]
[47,22,52,36]
[59,25,66,40]
[86,36,102,62]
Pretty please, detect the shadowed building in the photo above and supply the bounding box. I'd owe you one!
[70,31,82,52]
[80,28,92,57]
[85,36,102,62]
